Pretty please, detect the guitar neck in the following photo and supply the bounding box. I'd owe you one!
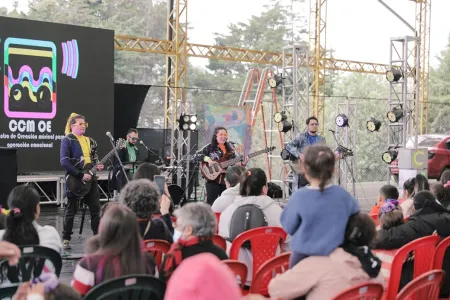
[220,149,268,168]
[89,147,117,172]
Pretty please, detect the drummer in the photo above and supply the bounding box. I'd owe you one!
[114,128,141,191]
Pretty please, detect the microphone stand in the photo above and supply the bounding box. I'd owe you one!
[330,130,356,197]
[108,137,129,189]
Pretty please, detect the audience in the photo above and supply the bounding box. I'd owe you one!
[281,144,359,268]
[400,174,429,218]
[378,201,404,230]
[269,213,384,300]
[118,179,173,243]
[369,184,399,217]
[160,202,227,282]
[14,273,82,300]
[212,165,245,213]
[72,203,155,295]
[0,185,61,254]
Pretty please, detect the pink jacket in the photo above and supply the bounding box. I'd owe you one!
[268,248,385,300]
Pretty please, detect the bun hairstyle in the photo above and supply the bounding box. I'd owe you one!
[239,168,267,196]
[303,144,335,192]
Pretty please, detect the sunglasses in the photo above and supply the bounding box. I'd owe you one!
[75,122,88,127]
[128,136,138,141]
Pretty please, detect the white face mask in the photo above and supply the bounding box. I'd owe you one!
[173,229,183,242]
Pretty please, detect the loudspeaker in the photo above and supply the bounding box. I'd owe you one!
[0,148,17,208]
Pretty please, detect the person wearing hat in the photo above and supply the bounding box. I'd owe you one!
[60,113,104,250]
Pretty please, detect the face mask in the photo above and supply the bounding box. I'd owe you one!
[173,229,183,242]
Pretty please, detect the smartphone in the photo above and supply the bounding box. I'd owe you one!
[154,175,166,195]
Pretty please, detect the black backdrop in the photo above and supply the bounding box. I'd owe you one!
[0,17,114,173]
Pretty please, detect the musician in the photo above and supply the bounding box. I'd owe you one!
[201,127,247,205]
[114,128,139,191]
[60,113,104,250]
[285,116,326,191]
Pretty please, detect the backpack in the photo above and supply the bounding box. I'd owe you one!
[228,204,268,248]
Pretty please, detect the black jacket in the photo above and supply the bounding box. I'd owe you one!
[200,142,237,184]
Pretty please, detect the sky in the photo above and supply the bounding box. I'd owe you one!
[3,0,449,68]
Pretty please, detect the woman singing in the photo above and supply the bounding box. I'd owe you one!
[201,127,246,205]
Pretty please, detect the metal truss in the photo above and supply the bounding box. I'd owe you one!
[387,36,420,182]
[309,0,327,135]
[335,98,357,196]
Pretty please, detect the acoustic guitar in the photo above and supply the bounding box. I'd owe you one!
[66,138,125,198]
[200,146,275,181]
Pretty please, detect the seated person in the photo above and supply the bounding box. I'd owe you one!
[72,204,155,296]
[378,201,404,230]
[160,202,227,282]
[14,273,82,300]
[400,174,430,218]
[369,185,399,217]
[212,165,245,213]
[0,185,61,254]
[269,213,384,300]
[118,179,173,243]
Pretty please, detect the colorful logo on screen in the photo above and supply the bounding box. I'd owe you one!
[3,38,57,119]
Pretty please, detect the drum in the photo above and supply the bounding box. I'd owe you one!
[168,184,185,206]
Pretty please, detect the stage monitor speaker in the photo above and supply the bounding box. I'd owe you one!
[0,148,17,208]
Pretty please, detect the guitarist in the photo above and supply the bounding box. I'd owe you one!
[60,113,104,250]
[201,127,247,206]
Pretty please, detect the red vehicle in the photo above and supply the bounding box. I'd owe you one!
[391,134,450,180]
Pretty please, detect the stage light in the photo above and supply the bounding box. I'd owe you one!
[386,69,402,82]
[366,118,382,132]
[274,112,284,123]
[281,148,296,161]
[268,74,283,88]
[278,120,293,133]
[387,108,403,123]
[382,150,398,164]
[178,114,198,131]
[335,114,349,127]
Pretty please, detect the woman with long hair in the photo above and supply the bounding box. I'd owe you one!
[71,203,155,296]
[400,174,430,218]
[201,127,246,206]
[0,185,61,254]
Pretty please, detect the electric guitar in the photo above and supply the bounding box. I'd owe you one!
[200,146,275,181]
[66,138,125,198]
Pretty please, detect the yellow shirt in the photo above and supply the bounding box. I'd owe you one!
[74,134,91,165]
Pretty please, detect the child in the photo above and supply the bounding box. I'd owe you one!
[280,144,360,268]
[369,185,399,217]
[378,201,404,230]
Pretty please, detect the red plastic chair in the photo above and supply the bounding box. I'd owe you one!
[249,252,291,296]
[215,212,221,234]
[142,239,171,269]
[431,235,450,270]
[332,282,384,300]
[223,259,248,290]
[396,270,444,300]
[384,235,440,300]
[229,227,287,281]
[212,234,227,251]
[370,213,380,226]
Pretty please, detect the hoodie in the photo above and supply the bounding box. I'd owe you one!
[165,253,241,300]
[269,248,385,300]
[211,184,240,213]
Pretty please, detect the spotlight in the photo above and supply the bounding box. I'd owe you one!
[274,111,285,123]
[387,108,403,123]
[280,148,296,161]
[382,150,398,164]
[386,69,403,82]
[366,118,382,132]
[278,120,293,133]
[335,114,349,127]
[178,114,198,131]
[268,74,283,88]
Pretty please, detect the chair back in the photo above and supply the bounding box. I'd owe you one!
[396,270,444,300]
[0,245,62,283]
[223,260,248,290]
[370,213,380,226]
[431,235,450,270]
[249,252,290,296]
[212,234,227,251]
[385,235,440,300]
[84,275,166,300]
[215,212,221,234]
[229,227,287,280]
[143,240,171,270]
[0,283,20,298]
[332,282,384,300]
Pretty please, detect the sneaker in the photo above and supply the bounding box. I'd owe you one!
[63,240,71,250]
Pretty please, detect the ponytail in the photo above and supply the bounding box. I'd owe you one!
[239,168,267,196]
[3,185,40,246]
[303,145,335,192]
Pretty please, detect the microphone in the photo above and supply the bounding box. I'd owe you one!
[328,129,336,133]
[106,131,114,141]
[139,140,150,150]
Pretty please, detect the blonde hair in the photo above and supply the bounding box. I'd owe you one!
[64,113,83,135]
